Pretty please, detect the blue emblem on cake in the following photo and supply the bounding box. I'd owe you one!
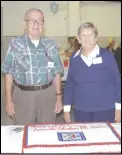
[57,132,86,141]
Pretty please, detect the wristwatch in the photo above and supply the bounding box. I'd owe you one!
[56,93,62,96]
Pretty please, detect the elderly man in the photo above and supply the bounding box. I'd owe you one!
[63,22,121,123]
[1,8,64,125]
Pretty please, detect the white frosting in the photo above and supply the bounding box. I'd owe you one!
[24,144,121,153]
[23,123,121,153]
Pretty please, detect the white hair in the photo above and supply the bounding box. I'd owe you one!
[24,8,44,20]
[77,22,98,37]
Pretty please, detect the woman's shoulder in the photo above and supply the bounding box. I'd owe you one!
[99,47,112,55]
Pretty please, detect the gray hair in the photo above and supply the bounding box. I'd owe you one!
[77,22,98,37]
[24,8,44,20]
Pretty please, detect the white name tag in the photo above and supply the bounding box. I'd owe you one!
[48,62,54,68]
[93,57,102,64]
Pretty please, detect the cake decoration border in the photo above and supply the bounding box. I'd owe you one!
[22,122,121,153]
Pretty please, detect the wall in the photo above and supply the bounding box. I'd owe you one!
[1,1,121,60]
[1,1,69,36]
[1,1,121,37]
[69,1,121,37]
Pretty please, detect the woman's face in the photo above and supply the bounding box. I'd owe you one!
[78,28,97,49]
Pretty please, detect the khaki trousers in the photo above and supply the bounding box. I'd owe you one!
[12,84,56,125]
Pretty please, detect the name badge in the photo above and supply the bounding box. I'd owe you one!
[48,62,54,68]
[93,57,102,64]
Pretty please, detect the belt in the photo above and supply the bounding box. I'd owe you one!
[13,80,52,91]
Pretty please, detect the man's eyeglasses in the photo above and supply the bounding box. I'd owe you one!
[25,19,44,25]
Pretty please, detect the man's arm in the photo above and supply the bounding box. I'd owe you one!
[52,43,64,90]
[51,44,64,113]
[2,42,14,101]
[4,74,15,116]
[4,74,13,102]
[1,41,15,116]
[54,74,62,112]
[55,74,62,95]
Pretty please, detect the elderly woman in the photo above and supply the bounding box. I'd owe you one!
[63,22,121,123]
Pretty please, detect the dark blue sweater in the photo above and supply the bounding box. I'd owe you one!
[63,48,121,112]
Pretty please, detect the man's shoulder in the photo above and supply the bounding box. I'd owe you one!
[10,34,26,46]
[42,36,57,46]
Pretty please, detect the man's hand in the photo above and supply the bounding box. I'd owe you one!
[55,97,63,114]
[64,112,71,123]
[5,100,15,117]
[115,110,121,123]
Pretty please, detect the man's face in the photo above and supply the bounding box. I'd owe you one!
[25,10,44,39]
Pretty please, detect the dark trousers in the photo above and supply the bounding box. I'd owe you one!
[74,109,115,123]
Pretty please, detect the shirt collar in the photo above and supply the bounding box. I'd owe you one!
[25,33,43,46]
[73,44,100,58]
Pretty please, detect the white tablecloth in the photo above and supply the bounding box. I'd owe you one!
[1,123,121,153]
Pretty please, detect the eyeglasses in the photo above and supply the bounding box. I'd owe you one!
[25,19,44,25]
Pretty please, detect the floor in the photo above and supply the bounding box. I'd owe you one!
[1,75,74,125]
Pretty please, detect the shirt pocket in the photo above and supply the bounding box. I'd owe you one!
[15,52,30,72]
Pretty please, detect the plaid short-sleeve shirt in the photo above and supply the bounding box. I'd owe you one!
[1,34,64,85]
